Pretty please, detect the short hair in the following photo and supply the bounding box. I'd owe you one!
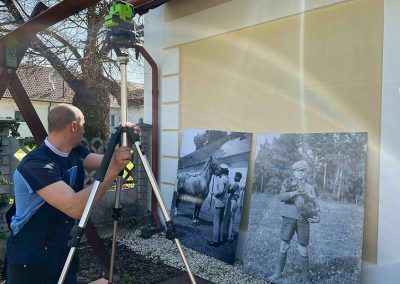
[235,172,242,180]
[48,104,82,132]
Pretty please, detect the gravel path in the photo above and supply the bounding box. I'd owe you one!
[118,230,267,284]
[0,229,270,283]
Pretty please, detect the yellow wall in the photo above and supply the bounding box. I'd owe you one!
[165,0,231,22]
[180,0,383,263]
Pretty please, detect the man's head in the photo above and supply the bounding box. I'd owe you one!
[48,104,85,147]
[234,172,242,182]
[291,160,308,181]
[219,164,229,176]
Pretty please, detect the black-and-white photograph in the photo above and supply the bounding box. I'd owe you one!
[243,132,367,284]
[171,129,252,264]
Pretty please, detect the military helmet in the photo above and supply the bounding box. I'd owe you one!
[291,160,308,171]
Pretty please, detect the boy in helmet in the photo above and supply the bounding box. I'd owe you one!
[268,160,320,284]
[207,164,229,247]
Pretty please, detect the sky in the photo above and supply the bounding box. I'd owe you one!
[180,129,206,157]
[256,133,281,154]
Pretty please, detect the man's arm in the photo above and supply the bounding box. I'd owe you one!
[307,186,321,223]
[83,122,139,171]
[214,177,226,197]
[36,146,131,219]
[83,153,103,171]
[227,183,237,194]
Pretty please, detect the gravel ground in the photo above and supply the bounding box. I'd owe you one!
[0,229,269,283]
[118,229,268,284]
[77,238,184,283]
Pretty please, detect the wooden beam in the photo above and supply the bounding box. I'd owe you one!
[0,0,100,45]
[8,75,47,144]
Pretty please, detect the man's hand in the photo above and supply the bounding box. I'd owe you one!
[125,122,141,145]
[307,208,321,223]
[292,190,306,198]
[125,122,140,134]
[109,146,132,175]
[307,215,320,223]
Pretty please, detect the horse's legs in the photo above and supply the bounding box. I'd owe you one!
[192,200,204,226]
[192,202,199,226]
[175,192,182,217]
[192,204,198,225]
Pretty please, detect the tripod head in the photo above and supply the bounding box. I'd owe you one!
[105,1,137,51]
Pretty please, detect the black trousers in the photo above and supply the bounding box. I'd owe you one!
[7,260,78,284]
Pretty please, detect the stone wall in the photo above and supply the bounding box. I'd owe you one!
[0,119,19,254]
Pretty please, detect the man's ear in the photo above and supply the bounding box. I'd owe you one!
[70,121,78,133]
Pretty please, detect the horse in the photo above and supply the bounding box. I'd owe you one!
[174,155,220,226]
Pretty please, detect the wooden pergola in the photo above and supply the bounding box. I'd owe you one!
[0,0,167,277]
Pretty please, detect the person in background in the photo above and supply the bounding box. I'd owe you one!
[224,171,242,242]
[207,164,229,247]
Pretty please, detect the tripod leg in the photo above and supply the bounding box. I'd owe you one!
[108,55,129,284]
[134,142,197,284]
[108,177,123,283]
[58,128,122,284]
[58,180,100,284]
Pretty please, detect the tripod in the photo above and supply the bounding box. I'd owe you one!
[134,141,197,284]
[58,54,197,284]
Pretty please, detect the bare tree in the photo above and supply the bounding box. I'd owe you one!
[0,0,144,140]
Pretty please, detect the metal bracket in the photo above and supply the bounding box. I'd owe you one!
[5,38,18,69]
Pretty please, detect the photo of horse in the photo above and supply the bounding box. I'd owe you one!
[171,129,252,264]
[243,132,367,283]
[174,155,220,226]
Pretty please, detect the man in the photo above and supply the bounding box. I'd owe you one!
[268,160,320,284]
[207,164,229,247]
[6,104,138,283]
[224,171,242,242]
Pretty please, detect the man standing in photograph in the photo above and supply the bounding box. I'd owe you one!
[224,171,242,242]
[207,164,229,247]
[268,160,320,284]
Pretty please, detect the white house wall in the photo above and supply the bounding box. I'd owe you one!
[363,0,400,282]
[0,98,50,138]
[0,98,143,139]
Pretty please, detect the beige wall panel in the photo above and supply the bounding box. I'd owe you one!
[180,0,382,263]
[165,0,231,22]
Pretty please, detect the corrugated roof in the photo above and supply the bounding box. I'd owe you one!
[3,65,143,107]
[178,132,252,169]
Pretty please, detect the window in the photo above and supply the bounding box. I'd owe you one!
[110,114,116,127]
[15,111,25,122]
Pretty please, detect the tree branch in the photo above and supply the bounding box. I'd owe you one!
[13,0,29,18]
[1,0,24,23]
[31,36,81,90]
[40,29,82,60]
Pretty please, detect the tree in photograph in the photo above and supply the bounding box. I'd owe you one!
[0,0,144,140]
[193,130,228,150]
[253,133,367,203]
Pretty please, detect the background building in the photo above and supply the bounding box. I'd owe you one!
[1,65,144,137]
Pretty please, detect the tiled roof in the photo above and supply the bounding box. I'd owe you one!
[3,65,143,107]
